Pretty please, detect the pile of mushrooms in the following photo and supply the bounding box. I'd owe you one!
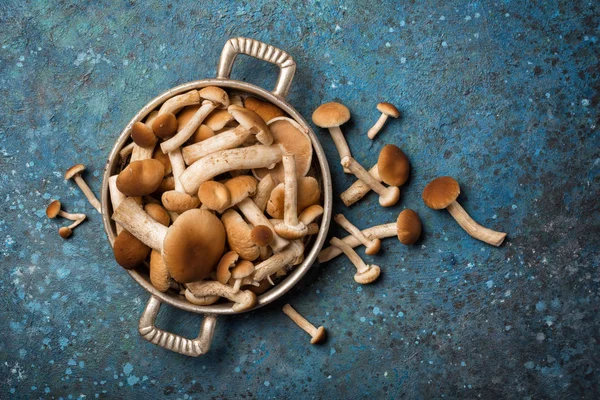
[107,87,323,312]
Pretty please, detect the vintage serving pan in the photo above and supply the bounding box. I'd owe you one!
[100,38,332,356]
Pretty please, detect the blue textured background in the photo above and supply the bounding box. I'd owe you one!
[1,0,599,398]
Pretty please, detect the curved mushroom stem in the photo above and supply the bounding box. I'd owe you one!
[334,214,380,255]
[160,101,217,153]
[330,237,368,274]
[119,142,135,160]
[318,223,396,263]
[328,126,351,173]
[112,197,168,251]
[340,165,380,207]
[71,173,101,213]
[367,113,389,139]
[253,241,304,282]
[282,304,326,344]
[108,175,126,234]
[341,156,399,207]
[252,174,276,212]
[158,90,200,115]
[237,198,289,252]
[64,215,86,230]
[182,126,252,164]
[168,148,186,193]
[184,290,220,306]
[446,201,507,246]
[186,281,256,312]
[298,205,324,225]
[274,155,307,239]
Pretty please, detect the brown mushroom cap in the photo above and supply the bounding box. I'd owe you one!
[311,326,327,345]
[253,117,313,183]
[244,97,285,122]
[197,181,231,211]
[144,203,171,226]
[231,260,255,279]
[152,113,178,138]
[396,209,422,245]
[224,175,257,201]
[162,209,226,283]
[204,109,235,131]
[152,176,175,197]
[228,106,273,145]
[188,124,215,144]
[113,230,151,269]
[116,159,165,197]
[311,102,351,128]
[377,144,410,186]
[422,176,460,209]
[152,147,172,175]
[176,105,200,131]
[58,226,73,239]
[377,102,400,118]
[131,122,158,147]
[161,191,201,213]
[266,176,321,219]
[216,251,240,284]
[46,200,62,218]
[250,225,274,247]
[149,250,170,292]
[65,164,85,179]
[199,86,230,108]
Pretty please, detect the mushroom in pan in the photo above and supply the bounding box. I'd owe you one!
[251,225,274,260]
[422,176,506,246]
[218,175,257,213]
[252,240,304,283]
[252,174,276,212]
[112,230,151,270]
[221,209,260,261]
[185,280,256,312]
[273,155,308,240]
[367,102,400,140]
[116,159,165,197]
[198,181,231,212]
[65,164,102,213]
[282,303,327,345]
[266,176,320,219]
[236,197,289,252]
[329,237,381,284]
[312,101,352,173]
[149,250,171,292]
[152,90,200,138]
[161,148,200,213]
[244,96,285,122]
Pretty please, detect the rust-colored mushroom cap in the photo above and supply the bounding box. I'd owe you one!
[244,97,285,123]
[58,226,72,239]
[422,176,460,209]
[250,225,274,247]
[152,113,178,138]
[131,122,158,147]
[46,200,62,218]
[231,260,255,279]
[311,326,327,345]
[198,181,231,211]
[65,164,86,179]
[312,102,351,128]
[377,144,410,186]
[144,203,170,226]
[152,147,172,175]
[396,209,422,245]
[189,124,215,144]
[116,159,165,197]
[266,177,320,219]
[228,106,273,145]
[377,102,400,118]
[216,251,240,284]
[161,191,201,213]
[113,230,151,269]
[199,86,230,108]
[204,109,235,131]
[162,209,226,283]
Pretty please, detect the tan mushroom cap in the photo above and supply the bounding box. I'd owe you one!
[144,203,170,226]
[253,117,313,183]
[311,102,351,128]
[161,191,201,213]
[65,164,86,179]
[354,265,381,284]
[221,209,260,261]
[224,175,257,201]
[113,230,151,270]
[228,106,273,145]
[422,176,460,210]
[152,113,178,139]
[58,226,73,239]
[377,102,400,118]
[311,326,327,344]
[204,109,235,131]
[162,208,226,283]
[231,260,255,280]
[377,144,410,186]
[250,225,274,247]
[244,97,285,122]
[46,200,62,218]
[152,176,175,197]
[266,176,321,219]
[152,147,172,175]
[189,124,215,144]
[198,181,231,211]
[199,86,230,108]
[131,122,158,147]
[116,159,165,197]
[216,251,240,284]
[396,209,422,245]
[176,105,200,131]
[149,250,170,292]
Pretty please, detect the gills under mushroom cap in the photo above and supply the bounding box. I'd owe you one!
[266,176,321,219]
[422,176,460,210]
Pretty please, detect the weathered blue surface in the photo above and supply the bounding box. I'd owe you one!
[1,0,599,398]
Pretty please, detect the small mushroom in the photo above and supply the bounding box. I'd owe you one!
[220,175,257,212]
[244,96,285,122]
[186,280,256,312]
[236,198,289,252]
[329,237,380,284]
[161,148,200,213]
[396,209,422,245]
[160,100,219,154]
[230,261,255,292]
[251,225,274,260]
[112,229,151,269]
[116,159,165,197]
[221,210,260,261]
[149,250,171,292]
[312,102,352,173]
[282,303,326,345]
[46,200,86,222]
[198,86,230,109]
[266,176,320,219]
[65,164,102,213]
[252,240,304,282]
[131,122,158,148]
[152,113,178,139]
[422,176,506,246]
[153,90,201,138]
[367,102,400,139]
[198,181,231,211]
[334,214,380,255]
[341,156,400,207]
[298,204,324,225]
[203,108,236,131]
[274,155,307,240]
[144,203,170,226]
[252,174,276,213]
[216,251,240,285]
[58,222,82,239]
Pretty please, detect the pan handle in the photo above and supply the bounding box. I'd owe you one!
[138,295,217,357]
[217,37,296,99]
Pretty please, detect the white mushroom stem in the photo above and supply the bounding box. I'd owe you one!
[329,237,369,274]
[184,290,220,306]
[282,304,320,338]
[341,156,399,207]
[334,214,380,253]
[340,165,380,207]
[328,126,352,173]
[64,216,86,230]
[186,281,256,312]
[112,197,168,251]
[298,205,324,225]
[318,223,396,263]
[160,101,217,153]
[237,198,289,252]
[168,148,186,193]
[367,113,389,139]
[158,90,200,115]
[253,241,304,282]
[55,209,86,221]
[71,173,101,213]
[119,142,135,160]
[446,201,507,246]
[252,174,276,212]
[182,125,251,165]
[180,145,282,195]
[108,175,126,234]
[274,155,307,239]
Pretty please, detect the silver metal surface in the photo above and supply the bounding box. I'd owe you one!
[100,38,332,356]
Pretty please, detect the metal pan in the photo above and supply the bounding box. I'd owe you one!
[100,37,332,356]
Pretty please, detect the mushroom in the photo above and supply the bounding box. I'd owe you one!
[230,261,255,292]
[329,237,381,284]
[131,121,158,148]
[161,148,200,213]
[65,164,102,213]
[149,250,170,292]
[58,221,84,239]
[116,159,165,197]
[334,214,380,255]
[266,176,320,219]
[422,176,506,246]
[244,96,285,122]
[273,155,307,240]
[190,124,215,144]
[221,209,260,261]
[219,175,257,212]
[215,251,257,292]
[144,203,170,226]
[252,174,276,212]
[185,280,256,312]
[251,225,274,260]
[228,105,273,145]
[112,198,226,282]
[152,176,175,197]
[46,200,86,223]
[112,229,151,269]
[152,90,201,138]
[282,303,326,345]
[203,109,236,131]
[318,210,422,262]
[216,251,240,285]
[367,102,400,139]
[198,181,231,211]
[340,165,381,206]
[312,102,352,173]
[152,113,178,139]
[252,240,304,282]
[184,289,220,306]
[298,204,324,225]
[160,100,219,154]
[236,198,289,252]
[340,156,400,207]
